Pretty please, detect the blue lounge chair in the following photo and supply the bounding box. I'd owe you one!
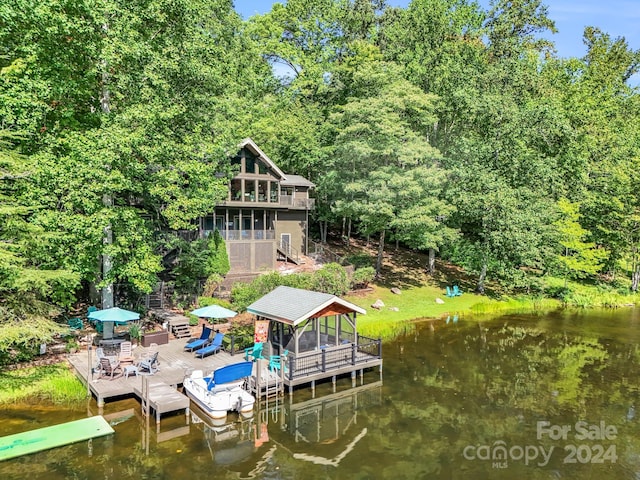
[446,286,455,298]
[244,342,264,362]
[453,285,462,296]
[184,326,212,352]
[194,332,224,358]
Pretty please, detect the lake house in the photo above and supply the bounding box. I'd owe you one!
[199,138,315,274]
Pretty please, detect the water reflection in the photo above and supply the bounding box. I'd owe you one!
[4,309,640,478]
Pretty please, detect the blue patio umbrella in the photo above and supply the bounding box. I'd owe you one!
[88,307,140,339]
[189,305,237,320]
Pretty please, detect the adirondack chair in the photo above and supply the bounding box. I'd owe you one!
[67,318,83,330]
[269,350,289,373]
[244,342,264,362]
[138,351,159,374]
[119,341,135,363]
[453,285,462,296]
[446,286,455,298]
[98,357,123,380]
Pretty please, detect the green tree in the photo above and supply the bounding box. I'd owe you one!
[554,198,606,284]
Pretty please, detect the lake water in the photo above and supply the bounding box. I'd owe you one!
[2,308,640,479]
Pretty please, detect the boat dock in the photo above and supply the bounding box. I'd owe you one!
[68,340,242,405]
[67,338,282,420]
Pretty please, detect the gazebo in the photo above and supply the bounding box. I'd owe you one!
[247,286,382,393]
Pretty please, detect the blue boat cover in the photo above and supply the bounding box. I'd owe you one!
[207,361,253,391]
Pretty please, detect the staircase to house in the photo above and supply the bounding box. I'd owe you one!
[277,242,303,265]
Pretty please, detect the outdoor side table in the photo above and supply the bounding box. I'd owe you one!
[124,365,138,378]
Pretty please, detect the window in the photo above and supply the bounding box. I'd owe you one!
[245,151,256,174]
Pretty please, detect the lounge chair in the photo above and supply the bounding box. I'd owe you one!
[194,332,224,359]
[138,351,159,374]
[453,285,462,296]
[98,357,122,380]
[184,326,212,352]
[244,342,264,362]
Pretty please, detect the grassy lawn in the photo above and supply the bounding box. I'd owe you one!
[0,363,86,405]
[347,283,572,339]
[345,284,494,339]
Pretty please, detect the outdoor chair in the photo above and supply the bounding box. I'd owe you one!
[453,285,462,296]
[184,326,212,352]
[98,357,123,380]
[87,306,98,326]
[119,341,135,363]
[194,332,224,359]
[244,342,264,362]
[138,351,159,374]
[269,350,289,373]
[67,318,83,330]
[446,286,455,298]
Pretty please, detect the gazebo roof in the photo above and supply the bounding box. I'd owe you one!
[246,286,366,326]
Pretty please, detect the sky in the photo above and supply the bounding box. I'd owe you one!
[233,0,640,60]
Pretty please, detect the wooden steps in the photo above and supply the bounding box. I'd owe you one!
[170,321,191,339]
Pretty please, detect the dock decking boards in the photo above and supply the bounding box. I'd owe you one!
[0,416,114,461]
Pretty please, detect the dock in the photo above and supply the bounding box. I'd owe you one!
[67,339,246,409]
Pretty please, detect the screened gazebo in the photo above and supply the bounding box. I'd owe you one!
[247,286,382,393]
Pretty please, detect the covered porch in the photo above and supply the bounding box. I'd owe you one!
[247,286,383,393]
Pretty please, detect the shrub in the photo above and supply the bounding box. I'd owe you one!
[351,266,376,290]
[0,315,67,367]
[311,263,350,296]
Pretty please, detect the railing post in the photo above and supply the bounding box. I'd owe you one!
[290,355,296,378]
[321,349,326,372]
[378,338,382,358]
[351,343,356,365]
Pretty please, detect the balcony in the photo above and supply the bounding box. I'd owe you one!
[208,230,276,241]
[218,196,315,210]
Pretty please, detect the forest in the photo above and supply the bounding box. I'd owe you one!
[1,0,639,328]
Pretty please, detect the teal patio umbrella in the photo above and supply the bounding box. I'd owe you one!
[189,305,237,320]
[88,307,140,339]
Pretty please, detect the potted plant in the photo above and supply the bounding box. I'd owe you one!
[128,323,142,346]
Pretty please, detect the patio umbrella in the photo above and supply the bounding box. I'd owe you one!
[189,305,237,320]
[88,307,140,340]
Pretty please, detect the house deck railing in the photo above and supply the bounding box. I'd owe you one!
[218,196,315,209]
[213,230,276,241]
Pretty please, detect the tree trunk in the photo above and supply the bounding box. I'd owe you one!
[633,266,640,292]
[375,229,385,276]
[476,261,487,294]
[320,220,327,243]
[101,23,114,309]
[341,217,346,238]
[346,218,351,246]
[428,248,436,274]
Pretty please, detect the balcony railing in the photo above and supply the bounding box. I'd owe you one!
[220,196,315,209]
[208,229,276,241]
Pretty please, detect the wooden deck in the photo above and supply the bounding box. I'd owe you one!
[67,335,382,414]
[67,338,245,408]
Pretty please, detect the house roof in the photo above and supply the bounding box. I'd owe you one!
[247,286,366,326]
[239,138,286,180]
[280,175,316,188]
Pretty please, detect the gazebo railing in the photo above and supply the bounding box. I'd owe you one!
[285,336,381,380]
